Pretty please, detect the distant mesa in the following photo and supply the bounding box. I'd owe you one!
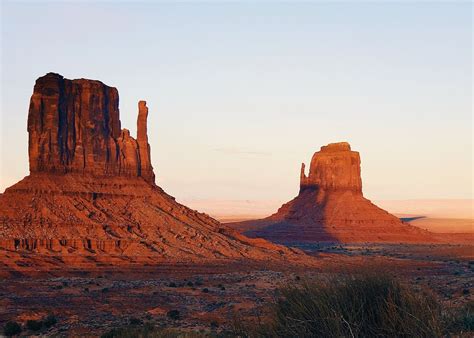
[229,142,437,244]
[0,73,304,273]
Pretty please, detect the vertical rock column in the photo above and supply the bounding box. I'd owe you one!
[137,101,155,184]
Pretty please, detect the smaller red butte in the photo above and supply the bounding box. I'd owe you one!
[231,142,437,244]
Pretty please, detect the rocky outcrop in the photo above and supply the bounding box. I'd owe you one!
[300,142,362,194]
[28,72,154,183]
[230,142,437,244]
[0,73,306,273]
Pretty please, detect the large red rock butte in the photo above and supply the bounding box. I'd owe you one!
[0,73,304,273]
[230,142,437,244]
[28,73,155,183]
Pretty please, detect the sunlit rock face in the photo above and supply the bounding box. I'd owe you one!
[300,142,362,195]
[27,72,154,183]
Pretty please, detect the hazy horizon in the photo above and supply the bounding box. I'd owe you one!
[1,2,472,204]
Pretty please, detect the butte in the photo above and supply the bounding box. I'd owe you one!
[0,73,304,274]
[229,142,438,244]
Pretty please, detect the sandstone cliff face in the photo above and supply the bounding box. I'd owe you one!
[231,142,436,244]
[28,73,154,183]
[300,142,362,194]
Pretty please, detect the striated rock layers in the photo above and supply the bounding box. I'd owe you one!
[0,73,303,274]
[230,142,436,244]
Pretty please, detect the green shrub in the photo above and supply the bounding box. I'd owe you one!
[43,314,58,328]
[235,273,444,337]
[3,321,21,336]
[167,310,180,320]
[128,317,142,326]
[26,319,43,331]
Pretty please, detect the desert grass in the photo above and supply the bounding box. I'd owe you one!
[233,272,471,337]
[98,271,472,338]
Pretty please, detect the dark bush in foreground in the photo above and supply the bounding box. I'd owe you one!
[235,273,444,337]
[101,324,223,338]
[128,317,143,326]
[167,309,180,320]
[445,301,474,334]
[3,321,21,336]
[43,314,58,328]
[26,319,43,331]
[24,314,57,332]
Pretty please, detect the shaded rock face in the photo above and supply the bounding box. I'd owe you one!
[137,100,154,182]
[0,73,305,273]
[28,73,154,183]
[230,142,436,244]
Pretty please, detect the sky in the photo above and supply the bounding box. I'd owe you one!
[1,1,472,206]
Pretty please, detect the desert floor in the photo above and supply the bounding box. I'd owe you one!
[185,198,473,234]
[399,216,473,234]
[1,243,472,336]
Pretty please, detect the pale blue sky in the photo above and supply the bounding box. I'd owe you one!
[1,1,472,203]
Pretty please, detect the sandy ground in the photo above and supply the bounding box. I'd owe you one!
[183,198,473,218]
[183,199,473,234]
[220,215,473,234]
[1,244,472,336]
[398,216,473,233]
[375,199,473,219]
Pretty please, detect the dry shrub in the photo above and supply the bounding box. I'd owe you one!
[235,272,444,337]
[445,301,474,335]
